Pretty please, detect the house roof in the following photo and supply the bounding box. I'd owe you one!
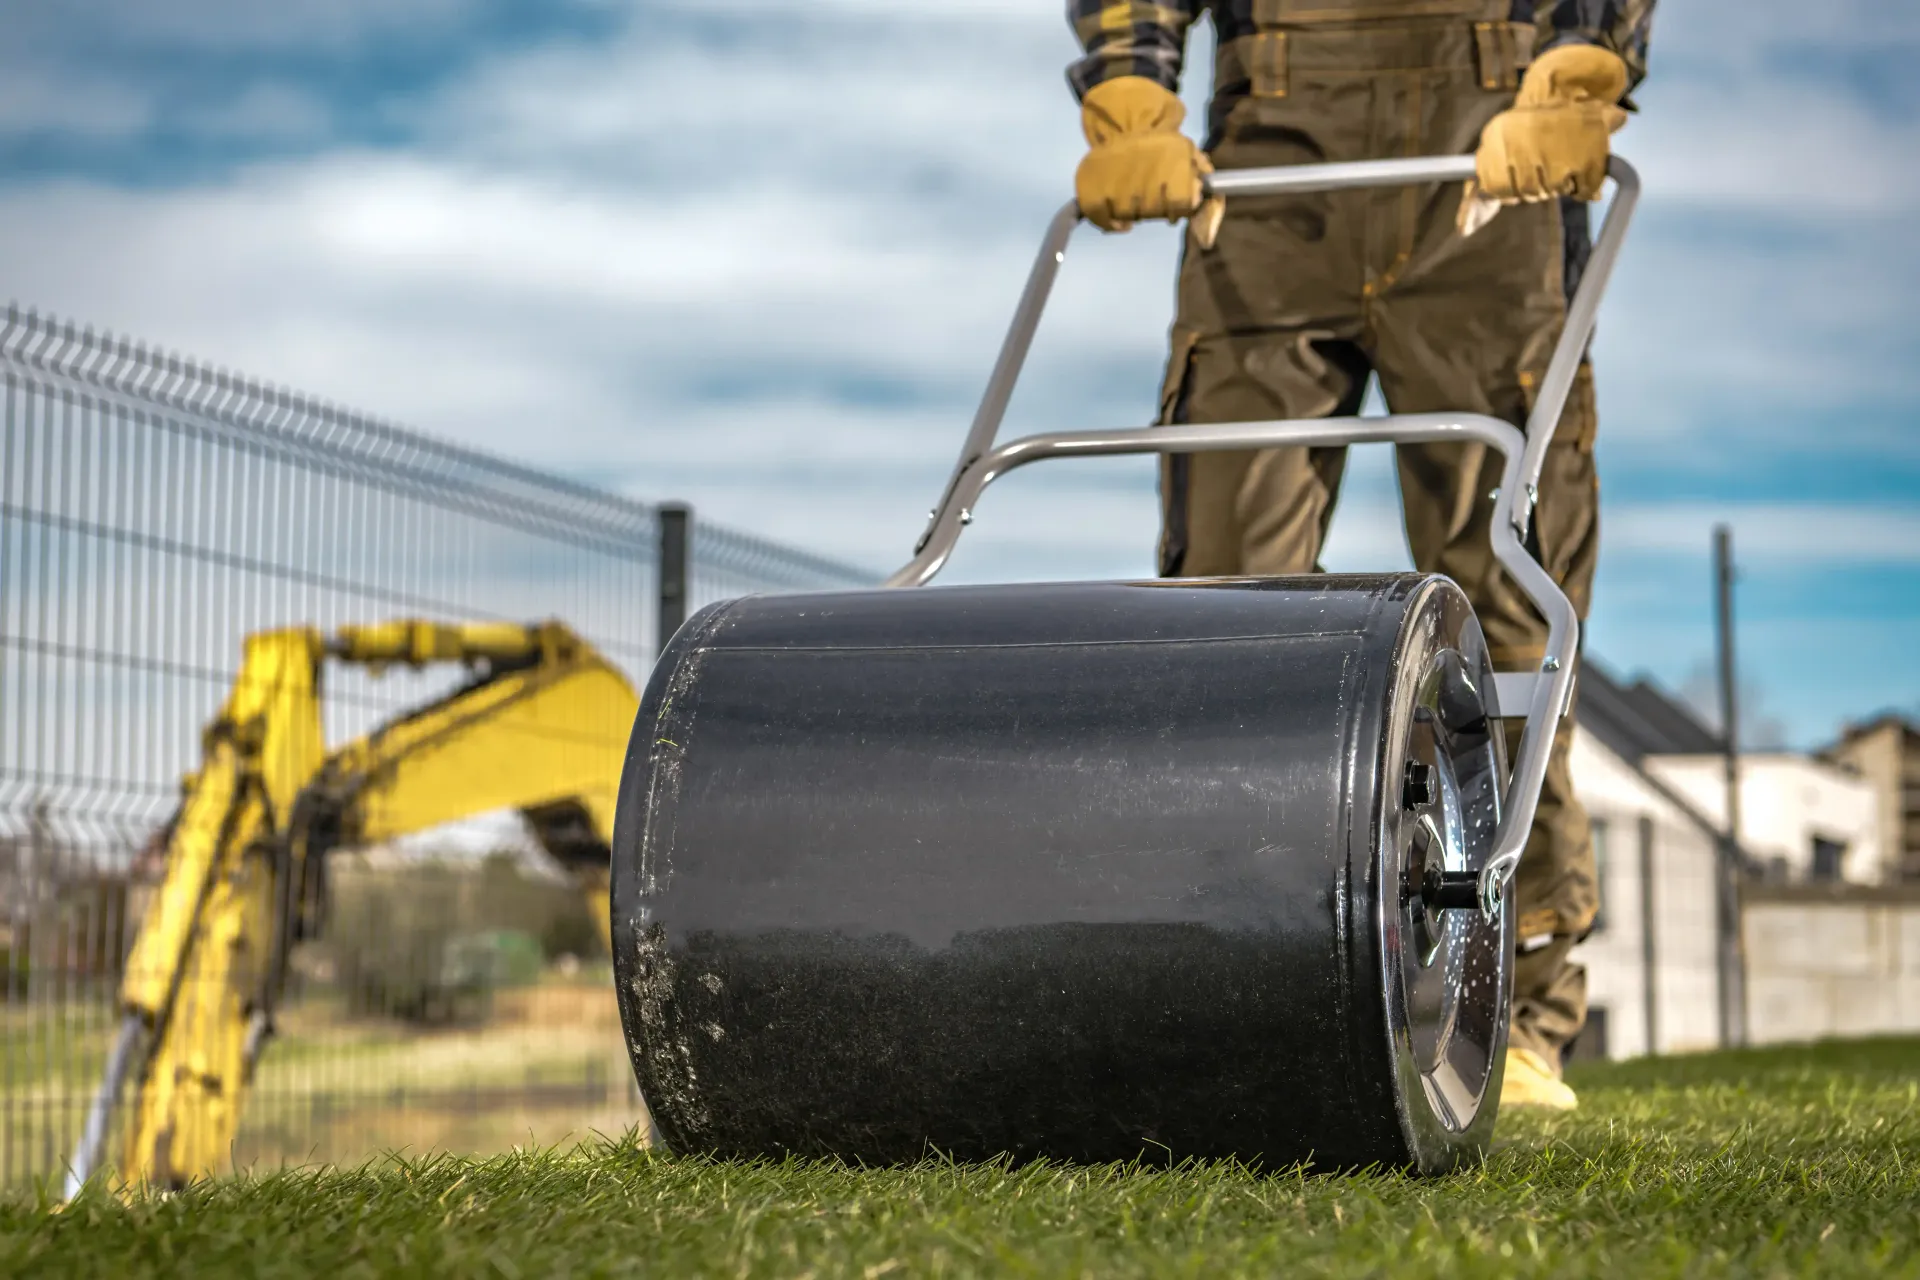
[1571,658,1762,872]
[1576,659,1723,764]
[1829,712,1920,750]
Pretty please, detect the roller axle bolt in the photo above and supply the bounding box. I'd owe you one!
[1424,867,1483,913]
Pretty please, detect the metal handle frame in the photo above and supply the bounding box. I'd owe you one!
[886,154,1640,918]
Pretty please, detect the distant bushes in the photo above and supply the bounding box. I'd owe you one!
[0,873,135,1001]
[315,851,605,1027]
[0,940,24,999]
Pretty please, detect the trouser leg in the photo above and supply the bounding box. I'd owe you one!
[1158,330,1366,577]
[1150,22,1602,1067]
[1153,199,1374,578]
[1506,717,1596,1062]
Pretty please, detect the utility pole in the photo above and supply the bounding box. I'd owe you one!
[1712,525,1747,1047]
[658,503,691,659]
[1637,814,1658,1057]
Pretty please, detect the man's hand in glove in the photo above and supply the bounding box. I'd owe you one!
[1460,44,1628,234]
[1076,76,1226,248]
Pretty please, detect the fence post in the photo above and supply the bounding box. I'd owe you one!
[658,504,691,656]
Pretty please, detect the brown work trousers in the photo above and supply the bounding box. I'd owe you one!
[1156,9,1599,1064]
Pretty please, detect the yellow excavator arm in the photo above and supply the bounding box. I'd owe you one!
[69,620,638,1193]
[110,628,329,1194]
[317,619,633,928]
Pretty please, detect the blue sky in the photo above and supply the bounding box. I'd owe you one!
[2,0,1915,748]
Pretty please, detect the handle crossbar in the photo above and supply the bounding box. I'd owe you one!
[889,155,1640,917]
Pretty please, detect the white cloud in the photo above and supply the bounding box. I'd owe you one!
[1624,0,1920,215]
[178,83,335,144]
[1592,213,1920,452]
[18,0,488,53]
[1623,84,1920,218]
[1576,1,1920,449]
[1604,503,1920,566]
[0,68,153,139]
[0,0,571,147]
[649,0,1043,15]
[408,9,1089,230]
[1652,0,1920,62]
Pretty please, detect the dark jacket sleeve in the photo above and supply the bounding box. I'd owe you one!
[1065,2,1199,100]
[1534,0,1656,96]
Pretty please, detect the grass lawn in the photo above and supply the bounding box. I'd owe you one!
[4,1037,1917,1278]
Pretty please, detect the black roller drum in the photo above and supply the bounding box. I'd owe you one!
[611,573,1513,1173]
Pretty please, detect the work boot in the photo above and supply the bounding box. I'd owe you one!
[1502,1046,1578,1111]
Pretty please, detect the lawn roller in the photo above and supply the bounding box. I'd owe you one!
[611,155,1638,1173]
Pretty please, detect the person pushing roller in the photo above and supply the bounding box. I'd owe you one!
[1067,0,1655,1109]
[609,8,1648,1174]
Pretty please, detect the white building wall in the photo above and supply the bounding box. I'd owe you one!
[1567,729,1915,1059]
[1745,893,1920,1043]
[1827,723,1913,883]
[1643,755,1880,882]
[1568,728,1723,1059]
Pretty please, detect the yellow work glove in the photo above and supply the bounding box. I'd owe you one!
[1076,76,1225,248]
[1460,44,1628,234]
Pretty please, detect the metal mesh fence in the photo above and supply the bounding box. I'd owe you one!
[0,304,872,1192]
